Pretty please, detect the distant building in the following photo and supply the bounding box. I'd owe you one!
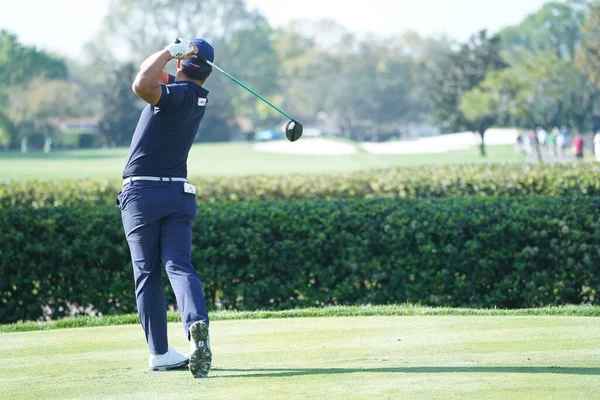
[49,117,100,148]
[228,117,254,142]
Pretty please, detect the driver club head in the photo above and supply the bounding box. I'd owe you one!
[285,120,303,142]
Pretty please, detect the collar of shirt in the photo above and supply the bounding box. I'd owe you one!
[177,80,209,98]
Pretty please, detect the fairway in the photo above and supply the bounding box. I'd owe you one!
[1,316,598,400]
[0,142,522,180]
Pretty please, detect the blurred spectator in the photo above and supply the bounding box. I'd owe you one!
[560,126,570,153]
[556,130,565,158]
[549,127,559,157]
[594,130,600,162]
[572,132,584,160]
[515,132,525,154]
[44,137,53,153]
[536,127,547,147]
[20,137,28,153]
[524,130,533,155]
[528,129,542,162]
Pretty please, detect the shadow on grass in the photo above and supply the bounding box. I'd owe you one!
[216,366,600,378]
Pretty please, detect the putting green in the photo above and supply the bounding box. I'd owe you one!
[1,316,598,399]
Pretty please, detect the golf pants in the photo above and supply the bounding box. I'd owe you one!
[117,180,209,355]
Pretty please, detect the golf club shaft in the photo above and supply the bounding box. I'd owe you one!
[203,59,294,121]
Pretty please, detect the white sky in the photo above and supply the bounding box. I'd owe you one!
[0,0,549,58]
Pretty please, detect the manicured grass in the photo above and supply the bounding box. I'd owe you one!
[0,314,598,399]
[2,305,598,333]
[0,142,523,180]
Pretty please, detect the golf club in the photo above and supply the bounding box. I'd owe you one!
[201,58,303,142]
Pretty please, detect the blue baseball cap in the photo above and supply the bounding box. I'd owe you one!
[181,39,214,72]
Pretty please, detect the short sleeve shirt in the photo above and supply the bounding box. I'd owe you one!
[122,80,209,179]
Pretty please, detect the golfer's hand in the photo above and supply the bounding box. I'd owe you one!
[179,45,198,60]
[165,38,197,60]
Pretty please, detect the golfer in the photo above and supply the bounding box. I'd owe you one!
[116,38,213,378]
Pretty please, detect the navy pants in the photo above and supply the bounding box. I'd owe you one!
[117,180,209,355]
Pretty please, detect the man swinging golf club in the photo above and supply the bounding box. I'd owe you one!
[117,38,213,378]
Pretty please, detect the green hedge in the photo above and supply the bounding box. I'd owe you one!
[1,196,599,323]
[1,164,599,208]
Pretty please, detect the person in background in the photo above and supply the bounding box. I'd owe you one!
[572,131,584,160]
[560,126,570,154]
[548,127,559,158]
[536,127,547,148]
[528,129,542,162]
[44,137,53,153]
[594,130,600,163]
[524,130,533,156]
[515,132,524,154]
[556,129,565,158]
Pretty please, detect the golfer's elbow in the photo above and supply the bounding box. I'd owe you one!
[132,74,152,96]
[131,80,145,96]
[131,75,161,104]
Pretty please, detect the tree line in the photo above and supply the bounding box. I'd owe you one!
[1,0,599,154]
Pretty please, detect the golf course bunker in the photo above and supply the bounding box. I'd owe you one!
[360,129,519,154]
[252,129,518,156]
[253,138,357,155]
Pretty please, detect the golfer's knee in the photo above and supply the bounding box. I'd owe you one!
[164,259,196,275]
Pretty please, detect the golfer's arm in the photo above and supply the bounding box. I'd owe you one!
[132,49,173,105]
[141,58,172,84]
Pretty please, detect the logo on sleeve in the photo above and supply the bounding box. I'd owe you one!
[197,98,207,107]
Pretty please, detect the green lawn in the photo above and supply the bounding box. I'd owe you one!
[1,314,598,399]
[0,142,523,180]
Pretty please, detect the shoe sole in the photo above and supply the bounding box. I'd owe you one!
[149,359,189,371]
[189,321,212,378]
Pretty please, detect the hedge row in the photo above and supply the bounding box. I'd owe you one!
[1,196,599,323]
[1,164,599,208]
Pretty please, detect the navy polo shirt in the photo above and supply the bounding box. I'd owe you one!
[122,79,209,179]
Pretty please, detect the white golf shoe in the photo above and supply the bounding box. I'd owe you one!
[189,321,212,378]
[148,348,189,371]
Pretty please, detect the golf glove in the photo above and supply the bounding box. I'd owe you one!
[166,38,195,59]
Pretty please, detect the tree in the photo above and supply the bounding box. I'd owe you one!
[216,11,281,129]
[0,30,70,148]
[460,88,499,157]
[466,55,599,139]
[431,30,507,155]
[498,0,589,63]
[98,63,144,147]
[272,21,450,140]
[272,21,326,123]
[577,2,600,87]
[512,56,598,132]
[0,30,68,92]
[396,32,453,124]
[334,43,417,140]
[94,0,250,59]
[66,62,105,118]
[0,113,15,149]
[5,77,87,148]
